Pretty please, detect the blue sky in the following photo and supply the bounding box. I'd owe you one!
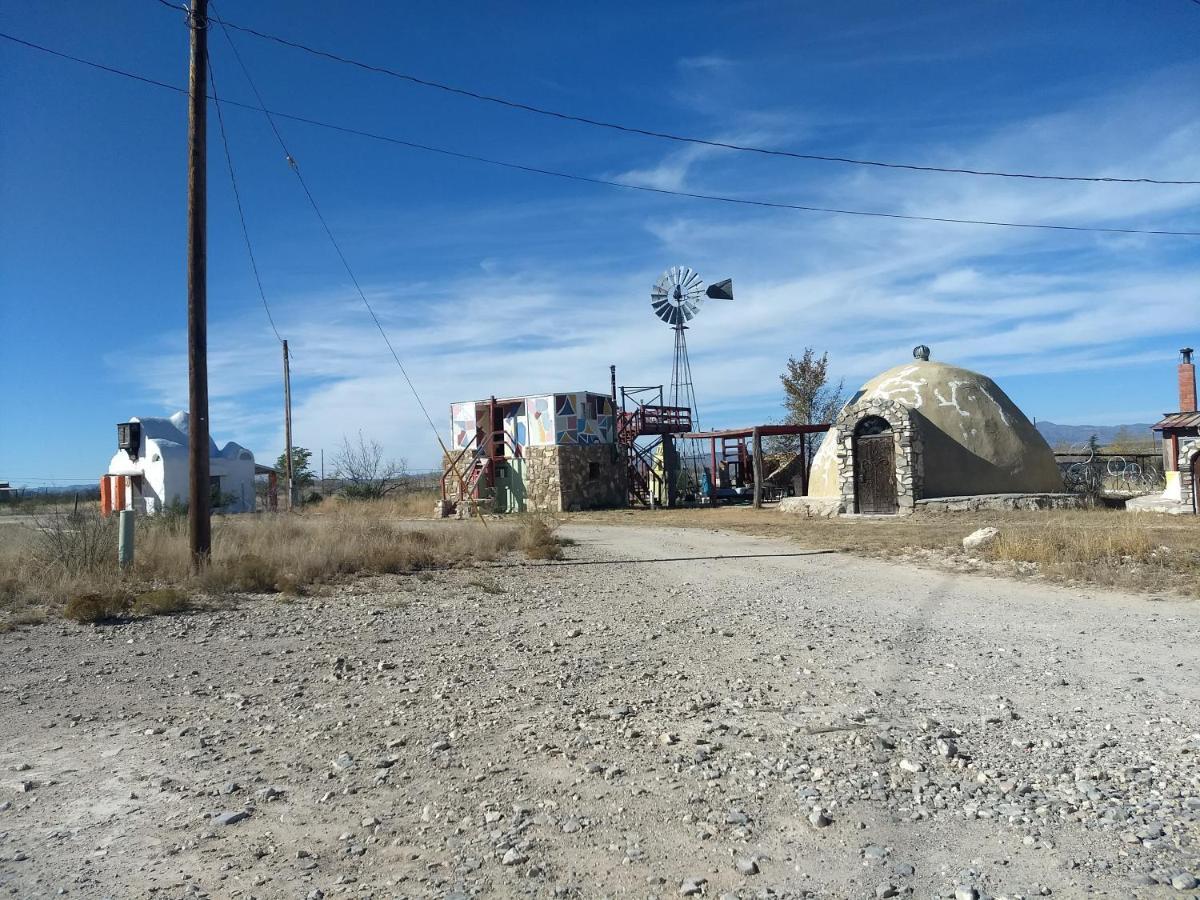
[1,1,1198,484]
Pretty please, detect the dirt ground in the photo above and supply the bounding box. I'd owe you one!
[1,522,1198,899]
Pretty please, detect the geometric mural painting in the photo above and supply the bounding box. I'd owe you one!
[451,392,614,451]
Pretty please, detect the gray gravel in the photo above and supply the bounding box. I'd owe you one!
[0,521,1197,899]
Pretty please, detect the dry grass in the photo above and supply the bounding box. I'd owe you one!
[304,491,440,521]
[570,505,1200,597]
[0,498,553,624]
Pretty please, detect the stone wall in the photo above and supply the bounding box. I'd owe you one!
[440,443,626,514]
[441,451,482,503]
[522,446,562,513]
[1179,439,1200,514]
[832,398,922,515]
[558,444,627,511]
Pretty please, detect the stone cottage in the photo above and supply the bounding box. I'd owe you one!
[443,391,627,513]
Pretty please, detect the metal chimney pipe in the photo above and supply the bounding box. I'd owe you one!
[1179,347,1196,413]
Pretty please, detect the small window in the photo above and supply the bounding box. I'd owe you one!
[587,461,600,479]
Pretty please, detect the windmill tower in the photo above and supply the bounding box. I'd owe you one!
[649,266,733,431]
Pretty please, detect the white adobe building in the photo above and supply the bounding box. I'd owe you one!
[104,411,258,514]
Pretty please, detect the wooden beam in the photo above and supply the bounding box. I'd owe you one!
[752,427,763,509]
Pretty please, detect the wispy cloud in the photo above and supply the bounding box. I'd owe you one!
[119,61,1200,470]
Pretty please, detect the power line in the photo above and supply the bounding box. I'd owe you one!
[148,1,1199,187]
[207,54,284,344]
[207,10,447,443]
[3,31,1199,238]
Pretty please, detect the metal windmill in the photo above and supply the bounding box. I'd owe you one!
[650,266,733,431]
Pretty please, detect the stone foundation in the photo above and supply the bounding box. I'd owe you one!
[914,493,1082,513]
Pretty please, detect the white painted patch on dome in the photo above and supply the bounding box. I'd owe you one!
[978,385,1011,427]
[933,380,972,418]
[870,365,927,408]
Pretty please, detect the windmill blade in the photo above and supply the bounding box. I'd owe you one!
[705,278,734,301]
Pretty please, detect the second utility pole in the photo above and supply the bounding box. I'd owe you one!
[283,339,294,510]
[186,0,211,567]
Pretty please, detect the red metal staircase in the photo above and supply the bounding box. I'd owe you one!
[616,403,691,507]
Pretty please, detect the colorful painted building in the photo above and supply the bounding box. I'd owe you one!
[443,391,627,513]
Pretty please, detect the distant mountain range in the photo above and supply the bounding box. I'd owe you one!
[1034,420,1156,448]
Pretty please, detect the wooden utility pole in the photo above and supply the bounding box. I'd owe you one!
[186,0,211,567]
[283,339,294,510]
[752,426,763,508]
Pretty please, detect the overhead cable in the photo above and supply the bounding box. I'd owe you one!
[207,55,285,344]
[2,32,1199,238]
[205,11,447,444]
[146,1,1199,186]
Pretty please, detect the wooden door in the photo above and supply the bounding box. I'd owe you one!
[854,435,898,514]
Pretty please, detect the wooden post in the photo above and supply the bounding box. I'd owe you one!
[752,426,763,508]
[283,339,294,510]
[801,433,809,497]
[186,0,211,567]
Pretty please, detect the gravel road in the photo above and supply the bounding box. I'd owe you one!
[1,522,1198,900]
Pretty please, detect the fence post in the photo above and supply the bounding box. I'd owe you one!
[118,509,135,570]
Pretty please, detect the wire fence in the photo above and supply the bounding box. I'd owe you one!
[1054,451,1164,497]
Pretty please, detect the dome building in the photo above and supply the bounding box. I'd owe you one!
[804,347,1065,515]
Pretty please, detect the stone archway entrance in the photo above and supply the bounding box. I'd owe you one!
[853,416,898,514]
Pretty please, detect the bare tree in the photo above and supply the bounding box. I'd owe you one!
[771,348,846,467]
[333,432,407,499]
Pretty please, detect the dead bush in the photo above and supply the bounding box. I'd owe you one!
[519,517,563,560]
[226,554,282,593]
[64,590,132,624]
[132,588,191,617]
[33,510,117,575]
